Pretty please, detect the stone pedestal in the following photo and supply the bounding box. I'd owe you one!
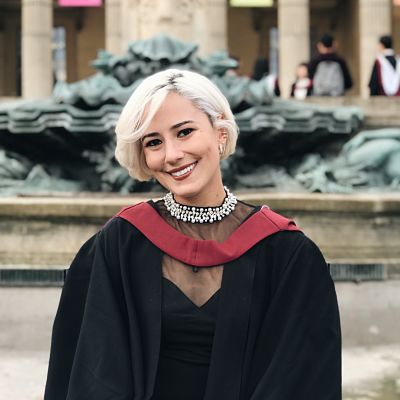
[21,0,53,98]
[359,0,392,98]
[105,0,123,55]
[1,194,400,268]
[278,0,309,98]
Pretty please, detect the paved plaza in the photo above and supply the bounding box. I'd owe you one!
[1,284,399,400]
[1,345,400,400]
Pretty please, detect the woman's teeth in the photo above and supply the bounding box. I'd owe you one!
[171,163,196,177]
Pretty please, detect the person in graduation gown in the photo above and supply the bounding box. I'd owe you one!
[44,69,342,400]
[369,35,400,96]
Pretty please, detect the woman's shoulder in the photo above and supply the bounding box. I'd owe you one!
[267,227,316,250]
[240,205,302,239]
[249,206,322,256]
[102,201,152,235]
[263,226,326,273]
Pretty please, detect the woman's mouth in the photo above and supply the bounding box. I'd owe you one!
[169,162,197,180]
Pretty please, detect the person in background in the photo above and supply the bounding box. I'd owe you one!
[369,35,400,96]
[290,62,313,100]
[309,33,353,96]
[251,56,281,96]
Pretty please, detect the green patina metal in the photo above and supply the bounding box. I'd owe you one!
[295,128,400,192]
[0,33,371,194]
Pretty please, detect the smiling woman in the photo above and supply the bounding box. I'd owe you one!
[45,69,342,400]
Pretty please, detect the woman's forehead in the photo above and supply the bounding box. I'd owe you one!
[149,94,206,123]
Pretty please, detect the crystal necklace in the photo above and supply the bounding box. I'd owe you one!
[163,186,237,224]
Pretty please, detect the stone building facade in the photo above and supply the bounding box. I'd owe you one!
[0,0,399,98]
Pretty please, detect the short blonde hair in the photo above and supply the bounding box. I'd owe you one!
[115,69,238,181]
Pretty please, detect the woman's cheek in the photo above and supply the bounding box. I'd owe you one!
[143,150,152,170]
[144,152,162,172]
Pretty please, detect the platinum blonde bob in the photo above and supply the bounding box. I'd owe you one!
[115,69,238,181]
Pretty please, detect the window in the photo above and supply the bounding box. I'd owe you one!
[52,26,67,83]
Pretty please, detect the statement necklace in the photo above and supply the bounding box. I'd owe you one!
[163,187,237,224]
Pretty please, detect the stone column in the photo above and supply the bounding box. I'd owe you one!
[359,0,392,98]
[278,0,309,98]
[105,0,123,55]
[0,28,4,96]
[195,0,227,56]
[21,0,53,98]
[120,0,140,52]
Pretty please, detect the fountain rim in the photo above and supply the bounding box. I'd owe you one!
[1,192,400,218]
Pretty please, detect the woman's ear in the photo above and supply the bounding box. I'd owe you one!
[217,128,228,158]
[215,113,228,146]
[217,127,228,143]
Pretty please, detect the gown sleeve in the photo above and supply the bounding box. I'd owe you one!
[369,60,380,96]
[44,228,133,400]
[250,233,341,400]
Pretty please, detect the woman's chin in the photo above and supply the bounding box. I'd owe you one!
[171,188,200,205]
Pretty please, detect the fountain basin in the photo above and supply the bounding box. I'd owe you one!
[0,192,399,272]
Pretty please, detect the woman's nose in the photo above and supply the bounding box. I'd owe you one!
[164,140,184,164]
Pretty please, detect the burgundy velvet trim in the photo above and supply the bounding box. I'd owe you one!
[117,202,301,267]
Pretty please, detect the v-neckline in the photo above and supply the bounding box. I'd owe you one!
[162,277,221,309]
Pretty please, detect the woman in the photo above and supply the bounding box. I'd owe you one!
[45,69,341,400]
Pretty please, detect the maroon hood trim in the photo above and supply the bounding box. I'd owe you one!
[117,202,301,267]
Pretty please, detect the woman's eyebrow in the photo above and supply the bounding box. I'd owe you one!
[141,132,158,142]
[171,120,194,130]
[141,120,195,142]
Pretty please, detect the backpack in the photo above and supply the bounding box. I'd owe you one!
[312,61,345,96]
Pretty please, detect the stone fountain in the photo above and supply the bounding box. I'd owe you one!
[0,33,367,195]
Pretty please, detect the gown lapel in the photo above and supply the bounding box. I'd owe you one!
[123,236,163,400]
[203,245,259,400]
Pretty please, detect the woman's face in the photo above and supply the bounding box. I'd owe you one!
[142,92,226,206]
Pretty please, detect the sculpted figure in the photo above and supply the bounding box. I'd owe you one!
[295,129,400,191]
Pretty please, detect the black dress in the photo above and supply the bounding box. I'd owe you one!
[151,278,220,400]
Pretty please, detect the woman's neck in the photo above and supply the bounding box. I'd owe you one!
[173,185,226,207]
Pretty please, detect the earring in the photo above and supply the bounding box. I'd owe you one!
[218,143,225,157]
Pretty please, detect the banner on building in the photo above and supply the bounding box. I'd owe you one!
[230,0,273,6]
[58,0,102,6]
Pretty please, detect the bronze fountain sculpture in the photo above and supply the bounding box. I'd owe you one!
[4,34,393,196]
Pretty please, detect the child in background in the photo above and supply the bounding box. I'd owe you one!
[291,62,313,100]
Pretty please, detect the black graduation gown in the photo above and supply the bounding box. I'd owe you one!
[368,55,399,96]
[45,202,341,400]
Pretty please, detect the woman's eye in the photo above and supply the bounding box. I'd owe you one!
[177,128,193,137]
[144,139,162,147]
